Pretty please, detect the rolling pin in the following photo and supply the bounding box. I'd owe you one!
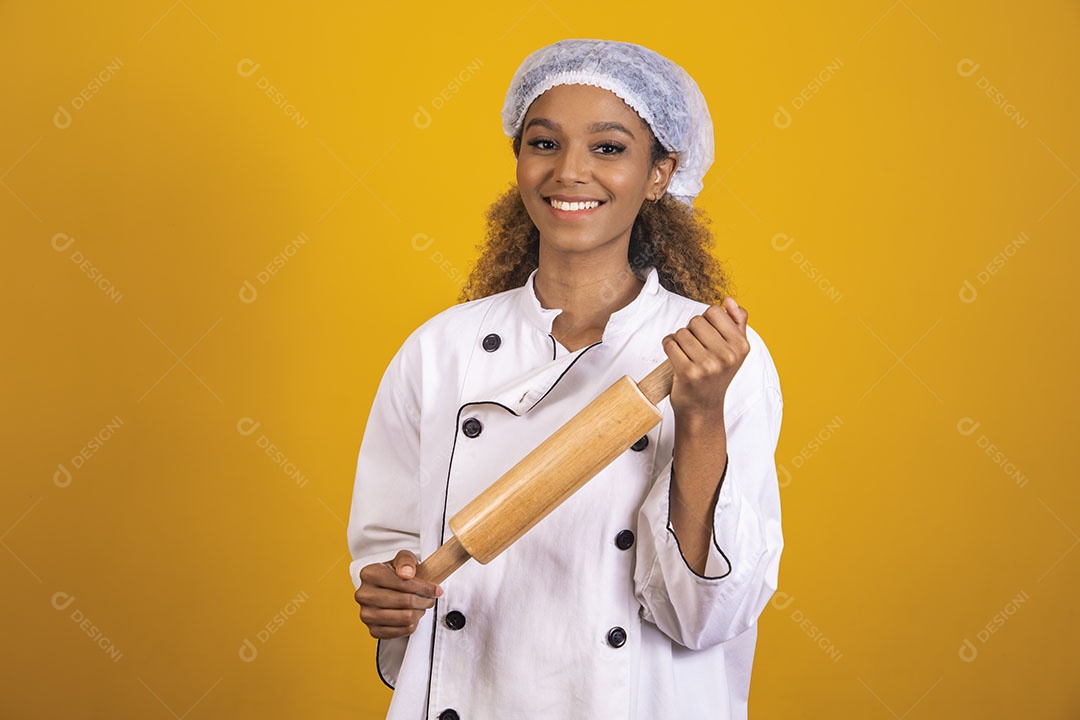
[415,360,674,584]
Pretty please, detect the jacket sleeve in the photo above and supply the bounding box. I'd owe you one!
[633,351,784,651]
[347,334,423,686]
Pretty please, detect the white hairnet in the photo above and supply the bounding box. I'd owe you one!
[501,38,714,206]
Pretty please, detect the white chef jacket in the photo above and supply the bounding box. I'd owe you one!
[348,265,784,720]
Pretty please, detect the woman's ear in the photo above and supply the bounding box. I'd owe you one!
[650,152,679,200]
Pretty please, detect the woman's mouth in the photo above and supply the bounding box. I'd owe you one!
[546,197,605,216]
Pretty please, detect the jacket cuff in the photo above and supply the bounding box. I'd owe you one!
[663,453,733,579]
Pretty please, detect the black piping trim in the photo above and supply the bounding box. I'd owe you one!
[529,339,602,413]
[420,299,503,715]
[548,334,557,361]
[425,398,521,717]
[424,338,600,714]
[375,638,395,690]
[665,452,732,580]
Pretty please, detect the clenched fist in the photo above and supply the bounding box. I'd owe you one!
[663,297,751,423]
[355,549,443,639]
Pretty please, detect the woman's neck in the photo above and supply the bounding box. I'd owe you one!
[533,243,645,352]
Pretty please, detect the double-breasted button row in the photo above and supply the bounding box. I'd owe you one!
[482,333,502,352]
[438,710,459,720]
[462,417,483,438]
[630,435,649,452]
[607,626,627,648]
[615,529,635,550]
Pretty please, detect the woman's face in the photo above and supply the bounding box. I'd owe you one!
[516,84,676,259]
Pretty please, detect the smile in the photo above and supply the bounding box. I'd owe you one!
[547,198,603,212]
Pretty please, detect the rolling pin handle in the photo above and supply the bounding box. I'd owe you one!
[637,360,674,405]
[414,535,472,586]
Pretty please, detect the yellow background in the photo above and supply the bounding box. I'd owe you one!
[3,1,1077,717]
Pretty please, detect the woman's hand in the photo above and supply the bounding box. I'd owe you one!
[355,549,443,639]
[662,298,751,424]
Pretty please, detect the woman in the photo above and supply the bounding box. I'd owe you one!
[348,38,784,720]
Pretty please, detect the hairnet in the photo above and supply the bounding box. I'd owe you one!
[501,38,714,206]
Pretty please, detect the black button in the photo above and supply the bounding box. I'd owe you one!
[445,610,466,630]
[438,711,459,720]
[462,417,482,438]
[615,529,635,550]
[630,435,649,452]
[607,626,627,648]
[482,333,502,352]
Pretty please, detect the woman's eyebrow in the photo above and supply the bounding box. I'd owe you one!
[523,117,559,133]
[523,117,637,139]
[588,121,636,138]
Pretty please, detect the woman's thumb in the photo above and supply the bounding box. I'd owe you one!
[393,549,417,579]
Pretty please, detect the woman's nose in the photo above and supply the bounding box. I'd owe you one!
[552,146,589,184]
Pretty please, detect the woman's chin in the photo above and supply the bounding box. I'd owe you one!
[534,221,632,254]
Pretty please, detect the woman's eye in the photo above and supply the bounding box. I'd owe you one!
[596,142,626,155]
[526,138,557,151]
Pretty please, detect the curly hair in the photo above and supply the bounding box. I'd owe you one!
[458,133,734,305]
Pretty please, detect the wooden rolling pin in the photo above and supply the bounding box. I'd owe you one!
[415,360,674,584]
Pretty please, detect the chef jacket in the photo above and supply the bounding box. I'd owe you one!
[347,265,784,720]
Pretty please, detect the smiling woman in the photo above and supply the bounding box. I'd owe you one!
[348,38,784,720]
[463,85,731,319]
[519,85,673,254]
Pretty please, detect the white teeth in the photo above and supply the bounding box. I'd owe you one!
[549,198,601,211]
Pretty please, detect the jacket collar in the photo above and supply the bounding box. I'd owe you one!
[480,344,598,415]
[466,266,665,416]
[517,265,664,343]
